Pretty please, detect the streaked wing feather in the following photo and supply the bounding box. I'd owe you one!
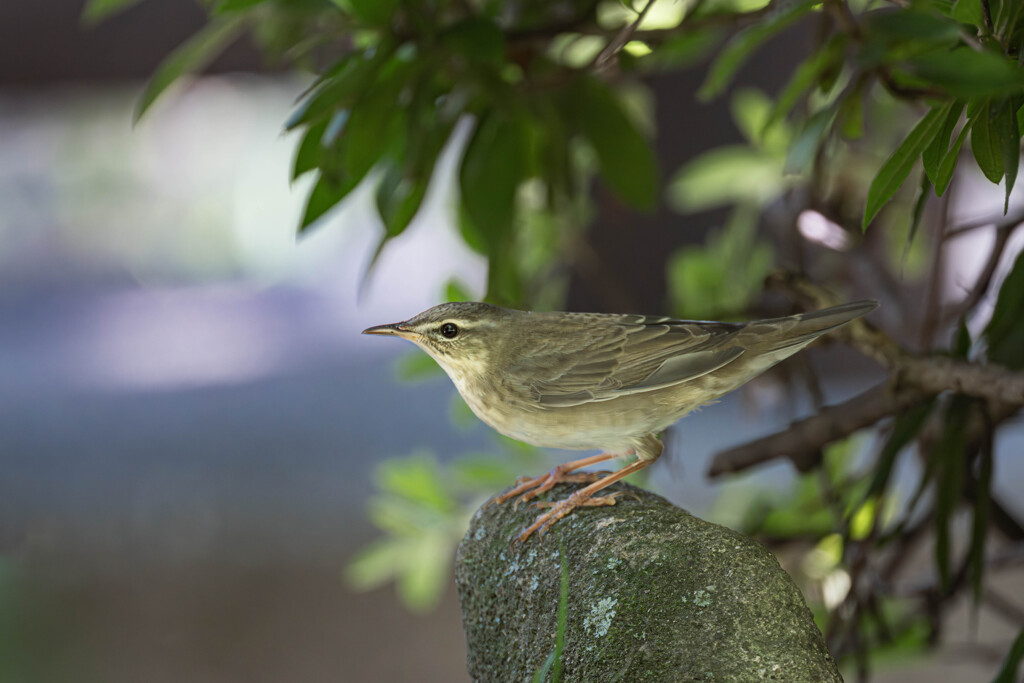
[617,346,745,393]
[523,315,744,408]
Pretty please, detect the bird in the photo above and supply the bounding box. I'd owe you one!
[363,299,877,542]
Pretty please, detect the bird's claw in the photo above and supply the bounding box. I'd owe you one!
[514,489,630,543]
[532,490,633,508]
[488,469,612,510]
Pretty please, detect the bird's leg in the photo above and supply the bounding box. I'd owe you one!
[516,457,652,543]
[487,452,618,510]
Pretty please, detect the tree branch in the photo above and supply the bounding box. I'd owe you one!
[898,356,1024,405]
[708,382,927,477]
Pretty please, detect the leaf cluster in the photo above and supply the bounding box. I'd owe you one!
[90,0,680,304]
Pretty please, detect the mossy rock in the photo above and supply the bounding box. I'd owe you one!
[455,481,841,682]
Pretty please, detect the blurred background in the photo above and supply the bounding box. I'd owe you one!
[1,1,1022,681]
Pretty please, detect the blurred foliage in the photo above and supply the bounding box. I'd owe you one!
[344,431,649,611]
[671,87,796,212]
[93,0,1024,288]
[345,443,545,611]
[96,0,1024,677]
[667,201,774,319]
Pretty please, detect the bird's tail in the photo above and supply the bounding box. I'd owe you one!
[745,299,878,353]
[788,299,878,335]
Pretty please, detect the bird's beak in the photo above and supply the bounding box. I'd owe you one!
[362,321,416,339]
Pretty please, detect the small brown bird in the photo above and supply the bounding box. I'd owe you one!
[363,300,877,541]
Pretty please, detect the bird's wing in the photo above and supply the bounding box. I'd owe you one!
[515,315,746,408]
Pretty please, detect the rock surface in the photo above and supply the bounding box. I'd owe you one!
[455,481,841,682]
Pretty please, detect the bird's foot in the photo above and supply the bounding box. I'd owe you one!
[515,490,630,543]
[533,490,641,509]
[488,468,612,510]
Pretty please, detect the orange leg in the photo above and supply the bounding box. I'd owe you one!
[515,458,652,543]
[487,452,619,510]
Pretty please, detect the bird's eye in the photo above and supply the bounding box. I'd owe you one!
[440,323,459,339]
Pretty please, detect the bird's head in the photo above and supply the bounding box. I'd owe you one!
[362,302,512,377]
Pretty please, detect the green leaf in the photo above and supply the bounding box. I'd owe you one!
[993,626,1024,683]
[730,88,775,146]
[574,78,658,209]
[441,17,505,67]
[985,249,1024,369]
[345,537,404,589]
[865,8,962,42]
[450,454,518,491]
[285,48,391,131]
[904,171,932,272]
[865,401,935,500]
[484,252,523,307]
[923,101,964,186]
[291,120,328,181]
[341,69,411,180]
[698,0,818,101]
[81,0,145,25]
[667,205,772,318]
[397,533,452,611]
[645,29,723,69]
[134,18,244,122]
[764,37,845,132]
[298,172,358,233]
[459,112,529,254]
[368,76,454,248]
[784,106,835,175]
[670,147,785,211]
[837,84,865,140]
[906,48,1024,98]
[994,98,1021,213]
[971,100,1005,183]
[366,496,431,537]
[214,0,268,12]
[375,453,454,512]
[969,425,992,606]
[935,116,972,196]
[330,0,398,26]
[301,58,419,235]
[533,651,557,683]
[456,203,488,256]
[951,0,983,25]
[375,162,428,238]
[863,102,952,231]
[444,278,474,302]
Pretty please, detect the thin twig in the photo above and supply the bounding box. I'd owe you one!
[939,220,1023,326]
[593,0,659,72]
[876,68,948,101]
[943,207,1024,240]
[983,586,1024,626]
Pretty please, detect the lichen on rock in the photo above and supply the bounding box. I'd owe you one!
[455,481,842,682]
